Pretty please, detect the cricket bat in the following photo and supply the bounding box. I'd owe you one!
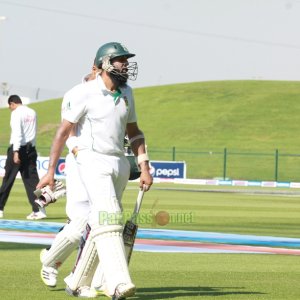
[123,189,145,263]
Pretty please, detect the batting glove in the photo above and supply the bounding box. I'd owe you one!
[34,180,66,208]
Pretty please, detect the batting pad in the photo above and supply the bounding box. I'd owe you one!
[41,217,87,268]
[92,227,133,296]
[64,233,99,291]
[91,263,105,290]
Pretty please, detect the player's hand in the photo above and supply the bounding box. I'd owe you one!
[36,173,55,190]
[13,152,21,164]
[139,163,153,192]
[34,180,66,208]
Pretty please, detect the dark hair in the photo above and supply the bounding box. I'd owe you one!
[8,95,22,105]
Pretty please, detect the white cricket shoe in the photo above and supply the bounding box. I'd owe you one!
[112,282,136,300]
[65,285,99,298]
[26,208,47,220]
[0,210,3,218]
[41,265,58,287]
[94,284,110,298]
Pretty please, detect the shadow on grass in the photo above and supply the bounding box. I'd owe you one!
[49,286,265,299]
[39,217,67,221]
[133,286,265,299]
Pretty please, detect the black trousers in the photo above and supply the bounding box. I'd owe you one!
[0,144,40,212]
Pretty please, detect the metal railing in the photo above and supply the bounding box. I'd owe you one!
[148,147,300,182]
[1,146,300,182]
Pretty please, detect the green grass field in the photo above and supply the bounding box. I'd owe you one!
[1,80,300,180]
[0,244,299,300]
[0,180,299,299]
[0,80,300,299]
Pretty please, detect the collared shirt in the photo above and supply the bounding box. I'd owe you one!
[62,73,93,151]
[62,75,137,156]
[61,73,94,119]
[10,105,37,151]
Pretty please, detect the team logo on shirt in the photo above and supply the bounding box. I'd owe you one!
[62,101,71,114]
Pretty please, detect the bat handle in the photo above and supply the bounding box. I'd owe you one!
[131,189,145,222]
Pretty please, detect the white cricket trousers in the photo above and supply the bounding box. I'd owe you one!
[75,150,130,219]
[75,149,132,294]
[65,153,90,220]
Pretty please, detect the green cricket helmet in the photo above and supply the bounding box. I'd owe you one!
[94,42,138,82]
[95,42,135,65]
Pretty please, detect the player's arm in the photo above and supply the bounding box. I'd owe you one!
[10,111,22,164]
[37,119,74,189]
[65,124,79,156]
[126,122,153,191]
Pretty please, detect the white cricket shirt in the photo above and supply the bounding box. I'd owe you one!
[62,75,137,155]
[10,105,37,151]
[62,73,91,150]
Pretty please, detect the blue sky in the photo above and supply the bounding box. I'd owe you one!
[0,0,300,100]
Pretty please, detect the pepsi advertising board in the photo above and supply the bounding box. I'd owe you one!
[150,161,186,179]
[0,156,186,180]
[55,158,66,178]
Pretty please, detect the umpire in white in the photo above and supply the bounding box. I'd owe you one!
[0,95,46,220]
